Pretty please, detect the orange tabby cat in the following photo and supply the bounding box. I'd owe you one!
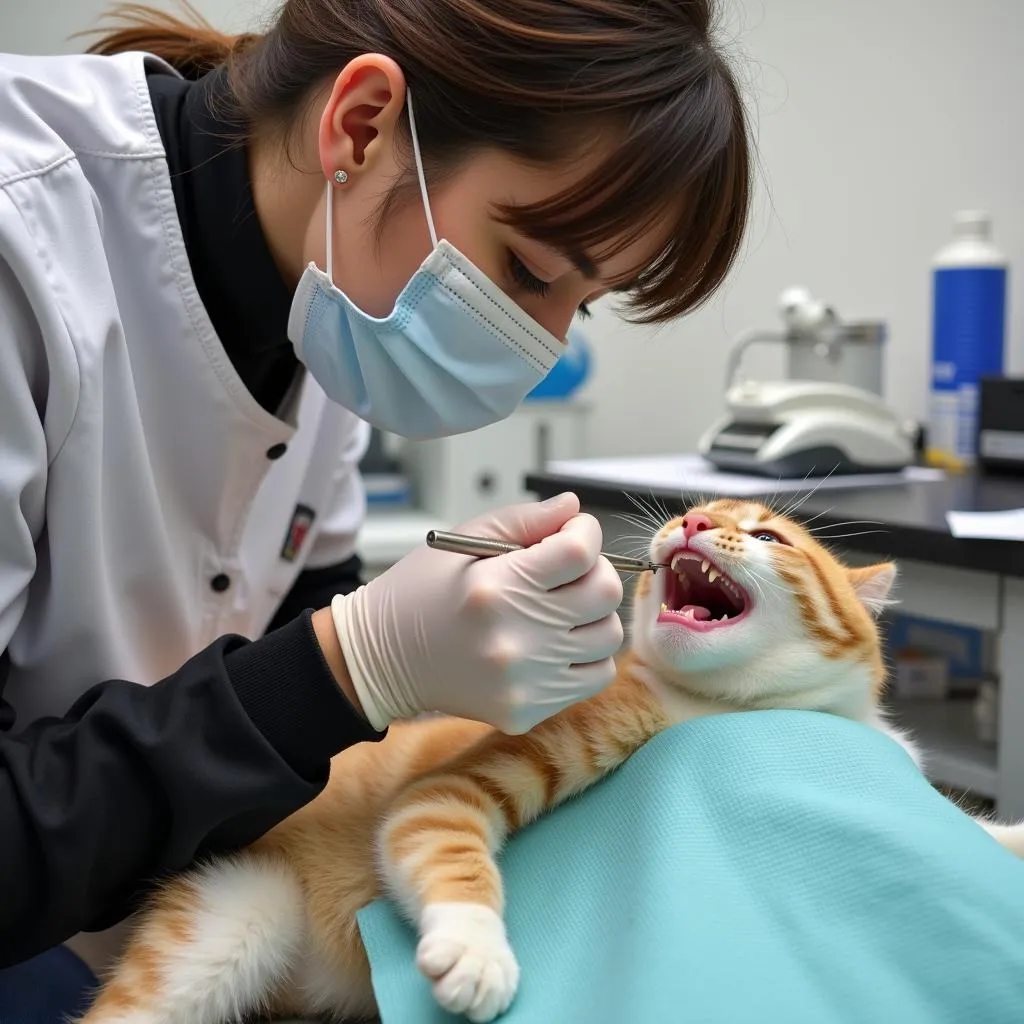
[76,500,1024,1024]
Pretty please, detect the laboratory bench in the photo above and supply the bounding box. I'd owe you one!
[524,464,1024,819]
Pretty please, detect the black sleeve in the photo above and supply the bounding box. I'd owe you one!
[265,553,365,634]
[0,609,383,969]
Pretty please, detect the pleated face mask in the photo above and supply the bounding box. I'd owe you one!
[287,89,562,439]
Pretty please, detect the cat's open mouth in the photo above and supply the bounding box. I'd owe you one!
[658,550,750,630]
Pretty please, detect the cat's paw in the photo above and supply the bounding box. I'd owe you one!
[416,902,519,1023]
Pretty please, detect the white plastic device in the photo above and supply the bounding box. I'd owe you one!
[698,380,916,478]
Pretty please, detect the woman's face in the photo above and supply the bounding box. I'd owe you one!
[320,148,661,341]
[296,57,664,342]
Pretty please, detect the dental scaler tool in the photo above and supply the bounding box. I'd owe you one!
[425,530,667,574]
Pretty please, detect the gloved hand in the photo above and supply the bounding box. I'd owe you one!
[331,493,624,733]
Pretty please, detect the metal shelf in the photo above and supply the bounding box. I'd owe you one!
[890,698,998,798]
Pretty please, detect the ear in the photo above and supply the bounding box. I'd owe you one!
[847,563,897,616]
[317,54,406,182]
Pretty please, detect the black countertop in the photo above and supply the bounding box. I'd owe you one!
[524,468,1024,577]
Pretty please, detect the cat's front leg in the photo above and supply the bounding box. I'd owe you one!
[378,772,517,1022]
[415,901,520,1023]
[377,673,664,1021]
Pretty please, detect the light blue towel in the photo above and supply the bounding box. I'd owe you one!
[357,711,1024,1023]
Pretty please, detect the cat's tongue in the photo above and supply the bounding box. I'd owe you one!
[681,605,712,621]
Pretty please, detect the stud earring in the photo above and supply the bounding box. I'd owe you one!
[333,169,349,185]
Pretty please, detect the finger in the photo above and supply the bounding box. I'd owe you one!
[458,492,580,547]
[566,613,626,666]
[562,654,620,700]
[511,512,602,590]
[545,556,624,625]
[499,655,618,733]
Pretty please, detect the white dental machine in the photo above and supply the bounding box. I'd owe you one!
[699,288,917,478]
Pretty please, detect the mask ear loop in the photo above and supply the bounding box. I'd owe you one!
[325,180,336,283]
[405,88,440,250]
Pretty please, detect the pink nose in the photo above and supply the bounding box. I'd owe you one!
[681,513,713,540]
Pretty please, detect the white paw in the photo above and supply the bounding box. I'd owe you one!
[416,903,520,1023]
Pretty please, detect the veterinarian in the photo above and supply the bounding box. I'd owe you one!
[0,0,749,1012]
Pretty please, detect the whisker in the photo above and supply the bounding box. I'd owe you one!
[649,490,673,524]
[743,569,795,598]
[632,491,662,520]
[613,512,660,533]
[815,529,890,541]
[773,467,821,519]
[771,470,814,519]
[777,465,839,519]
[762,475,782,518]
[745,571,771,607]
[613,532,654,548]
[623,492,664,528]
[807,519,885,534]
[645,494,672,527]
[796,505,836,529]
[738,558,797,597]
[615,540,659,557]
[619,500,657,524]
[617,508,660,535]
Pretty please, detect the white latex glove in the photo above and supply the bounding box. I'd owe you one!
[331,493,624,733]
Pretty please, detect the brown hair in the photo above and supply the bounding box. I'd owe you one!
[85,0,752,323]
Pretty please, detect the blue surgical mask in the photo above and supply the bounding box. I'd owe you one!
[287,90,562,439]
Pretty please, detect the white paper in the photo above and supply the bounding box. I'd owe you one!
[946,508,1024,541]
[545,453,944,498]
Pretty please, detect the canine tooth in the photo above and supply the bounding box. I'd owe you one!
[683,608,695,619]
[701,560,710,574]
[661,603,668,612]
[719,614,729,621]
[707,569,720,583]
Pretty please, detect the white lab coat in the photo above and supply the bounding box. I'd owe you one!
[0,50,369,741]
[0,47,371,970]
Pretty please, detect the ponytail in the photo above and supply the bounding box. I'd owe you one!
[79,2,259,81]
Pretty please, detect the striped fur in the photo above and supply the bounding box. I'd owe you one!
[76,502,1024,1024]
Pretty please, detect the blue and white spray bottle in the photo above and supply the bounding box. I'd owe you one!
[928,210,1008,467]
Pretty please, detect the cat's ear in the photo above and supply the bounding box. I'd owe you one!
[847,563,897,616]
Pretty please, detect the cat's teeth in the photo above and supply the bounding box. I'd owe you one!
[701,560,710,574]
[707,569,720,583]
[718,614,729,621]
[682,608,695,619]
[661,602,668,612]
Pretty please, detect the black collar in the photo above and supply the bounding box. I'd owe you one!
[147,67,298,415]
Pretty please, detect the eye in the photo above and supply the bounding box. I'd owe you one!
[510,252,592,319]
[508,252,550,298]
[751,529,787,545]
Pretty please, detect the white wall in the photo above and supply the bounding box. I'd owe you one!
[0,0,267,52]
[582,0,1024,456]
[5,0,1022,458]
